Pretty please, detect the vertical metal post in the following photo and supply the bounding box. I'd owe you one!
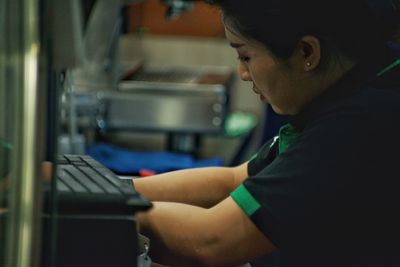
[1,0,43,266]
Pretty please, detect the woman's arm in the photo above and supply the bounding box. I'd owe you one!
[138,196,276,267]
[133,162,249,208]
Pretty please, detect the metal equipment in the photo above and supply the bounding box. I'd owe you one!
[105,64,233,134]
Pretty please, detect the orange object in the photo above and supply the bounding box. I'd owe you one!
[127,0,224,37]
[139,169,156,177]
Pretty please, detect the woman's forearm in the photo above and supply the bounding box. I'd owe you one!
[133,162,248,208]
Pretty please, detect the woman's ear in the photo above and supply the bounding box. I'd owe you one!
[298,35,321,71]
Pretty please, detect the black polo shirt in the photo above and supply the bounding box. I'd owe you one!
[231,56,400,266]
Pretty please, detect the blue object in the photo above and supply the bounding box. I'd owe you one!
[87,143,223,174]
[388,41,400,57]
[261,105,289,146]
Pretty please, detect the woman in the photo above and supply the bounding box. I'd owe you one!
[134,0,400,266]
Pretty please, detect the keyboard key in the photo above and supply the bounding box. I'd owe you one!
[64,154,84,163]
[72,161,88,167]
[63,165,104,194]
[57,168,87,193]
[57,155,69,164]
[57,179,71,192]
[78,166,121,194]
[96,169,135,195]
[81,158,104,168]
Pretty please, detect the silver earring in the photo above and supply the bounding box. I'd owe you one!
[306,62,311,67]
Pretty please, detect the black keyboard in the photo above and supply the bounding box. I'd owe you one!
[49,154,152,215]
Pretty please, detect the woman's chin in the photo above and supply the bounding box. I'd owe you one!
[269,104,287,115]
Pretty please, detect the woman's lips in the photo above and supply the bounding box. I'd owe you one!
[252,87,260,94]
[252,86,266,101]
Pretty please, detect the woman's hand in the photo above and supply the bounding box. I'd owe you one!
[1,161,53,211]
[41,161,53,182]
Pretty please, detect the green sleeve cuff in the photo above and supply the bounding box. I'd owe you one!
[231,184,261,217]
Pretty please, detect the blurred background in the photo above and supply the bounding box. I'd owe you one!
[56,0,280,175]
[0,0,286,266]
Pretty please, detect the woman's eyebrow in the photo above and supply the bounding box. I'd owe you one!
[229,42,245,48]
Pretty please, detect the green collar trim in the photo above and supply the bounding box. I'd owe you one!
[278,123,300,154]
[376,59,400,77]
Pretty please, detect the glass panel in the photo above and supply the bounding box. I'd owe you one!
[0,0,15,264]
[0,0,42,266]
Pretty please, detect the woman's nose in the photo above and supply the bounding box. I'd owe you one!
[238,63,252,81]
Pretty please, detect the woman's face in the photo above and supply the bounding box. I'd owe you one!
[225,27,308,115]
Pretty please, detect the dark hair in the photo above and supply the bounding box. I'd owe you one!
[208,0,400,66]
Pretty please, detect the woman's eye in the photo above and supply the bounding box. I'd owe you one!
[237,56,250,62]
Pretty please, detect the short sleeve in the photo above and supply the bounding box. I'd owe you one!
[247,137,279,176]
[231,111,383,252]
